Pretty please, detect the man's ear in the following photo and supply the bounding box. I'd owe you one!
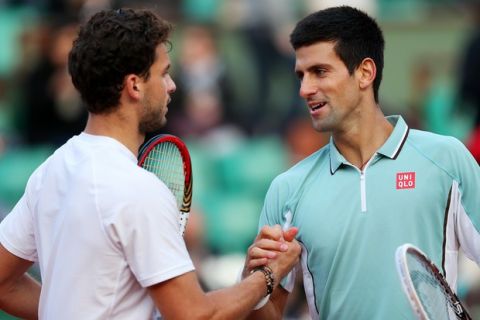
[125,74,142,99]
[356,58,376,90]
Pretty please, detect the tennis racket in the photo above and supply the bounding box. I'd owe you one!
[138,134,193,236]
[395,243,472,320]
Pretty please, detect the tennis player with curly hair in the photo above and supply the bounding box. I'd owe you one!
[0,8,300,320]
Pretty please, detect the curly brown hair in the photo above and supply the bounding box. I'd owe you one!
[68,8,172,114]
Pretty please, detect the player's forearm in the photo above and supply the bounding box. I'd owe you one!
[0,273,40,320]
[245,302,283,320]
[203,271,271,320]
[245,286,287,320]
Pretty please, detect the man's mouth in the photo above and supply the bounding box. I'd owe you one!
[309,101,327,111]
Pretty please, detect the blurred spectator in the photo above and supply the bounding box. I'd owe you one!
[4,0,85,15]
[458,3,480,313]
[305,0,377,16]
[182,0,221,23]
[114,0,181,22]
[219,0,301,134]
[283,115,329,165]
[0,78,13,154]
[406,61,432,130]
[459,2,480,163]
[19,18,86,147]
[165,24,244,145]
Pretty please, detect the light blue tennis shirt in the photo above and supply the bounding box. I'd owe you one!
[259,116,480,319]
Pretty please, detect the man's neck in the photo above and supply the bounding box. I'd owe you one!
[332,108,393,170]
[84,112,144,156]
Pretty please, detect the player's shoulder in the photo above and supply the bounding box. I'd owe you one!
[124,165,172,197]
[407,129,474,172]
[408,128,459,145]
[88,146,174,205]
[407,129,468,157]
[100,164,177,218]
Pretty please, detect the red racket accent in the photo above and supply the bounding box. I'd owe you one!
[138,134,192,234]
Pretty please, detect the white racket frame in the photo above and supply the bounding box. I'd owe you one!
[396,244,430,320]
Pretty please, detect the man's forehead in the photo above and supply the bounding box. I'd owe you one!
[295,42,338,63]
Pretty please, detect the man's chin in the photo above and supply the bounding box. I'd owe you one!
[139,118,167,135]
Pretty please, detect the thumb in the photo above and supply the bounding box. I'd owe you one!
[283,227,298,242]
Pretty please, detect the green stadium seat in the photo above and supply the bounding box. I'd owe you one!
[201,192,262,254]
[0,145,53,209]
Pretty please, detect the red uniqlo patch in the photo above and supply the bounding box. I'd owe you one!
[396,172,416,189]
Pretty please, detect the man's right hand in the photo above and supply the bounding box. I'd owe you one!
[242,225,301,282]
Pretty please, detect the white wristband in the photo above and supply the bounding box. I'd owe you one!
[253,294,271,310]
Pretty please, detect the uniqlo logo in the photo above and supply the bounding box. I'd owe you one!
[396,172,416,189]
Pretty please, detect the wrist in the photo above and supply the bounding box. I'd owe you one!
[250,265,275,296]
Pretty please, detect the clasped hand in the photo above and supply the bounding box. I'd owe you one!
[242,225,301,284]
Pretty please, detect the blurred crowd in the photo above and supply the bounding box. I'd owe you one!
[1,0,480,319]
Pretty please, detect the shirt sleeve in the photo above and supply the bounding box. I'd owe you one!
[107,178,195,288]
[0,194,38,261]
[258,175,297,293]
[451,139,480,264]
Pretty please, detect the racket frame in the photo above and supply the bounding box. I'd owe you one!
[395,243,471,320]
[138,134,193,233]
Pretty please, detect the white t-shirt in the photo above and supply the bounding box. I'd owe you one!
[0,133,195,319]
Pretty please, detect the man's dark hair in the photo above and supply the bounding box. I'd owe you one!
[68,8,172,114]
[290,6,384,102]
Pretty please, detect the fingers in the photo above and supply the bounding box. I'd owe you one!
[243,225,299,279]
[267,239,302,280]
[247,238,288,262]
[290,239,302,257]
[246,257,268,270]
[254,237,289,253]
[247,225,298,267]
[242,226,290,278]
[283,227,298,242]
[256,225,299,243]
[256,224,284,242]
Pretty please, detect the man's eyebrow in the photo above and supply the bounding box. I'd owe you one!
[296,63,330,72]
[307,63,330,71]
[295,63,330,76]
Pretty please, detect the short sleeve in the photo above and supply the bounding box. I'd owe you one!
[258,175,290,229]
[107,180,194,288]
[258,175,297,293]
[0,194,37,261]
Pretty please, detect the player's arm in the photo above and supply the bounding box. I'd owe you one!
[147,235,300,320]
[245,286,290,320]
[0,243,40,320]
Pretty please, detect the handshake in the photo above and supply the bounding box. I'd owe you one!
[241,225,302,301]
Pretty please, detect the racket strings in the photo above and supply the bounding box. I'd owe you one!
[407,254,458,320]
[139,136,192,236]
[142,142,185,208]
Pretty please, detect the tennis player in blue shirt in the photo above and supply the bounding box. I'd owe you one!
[243,6,480,320]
